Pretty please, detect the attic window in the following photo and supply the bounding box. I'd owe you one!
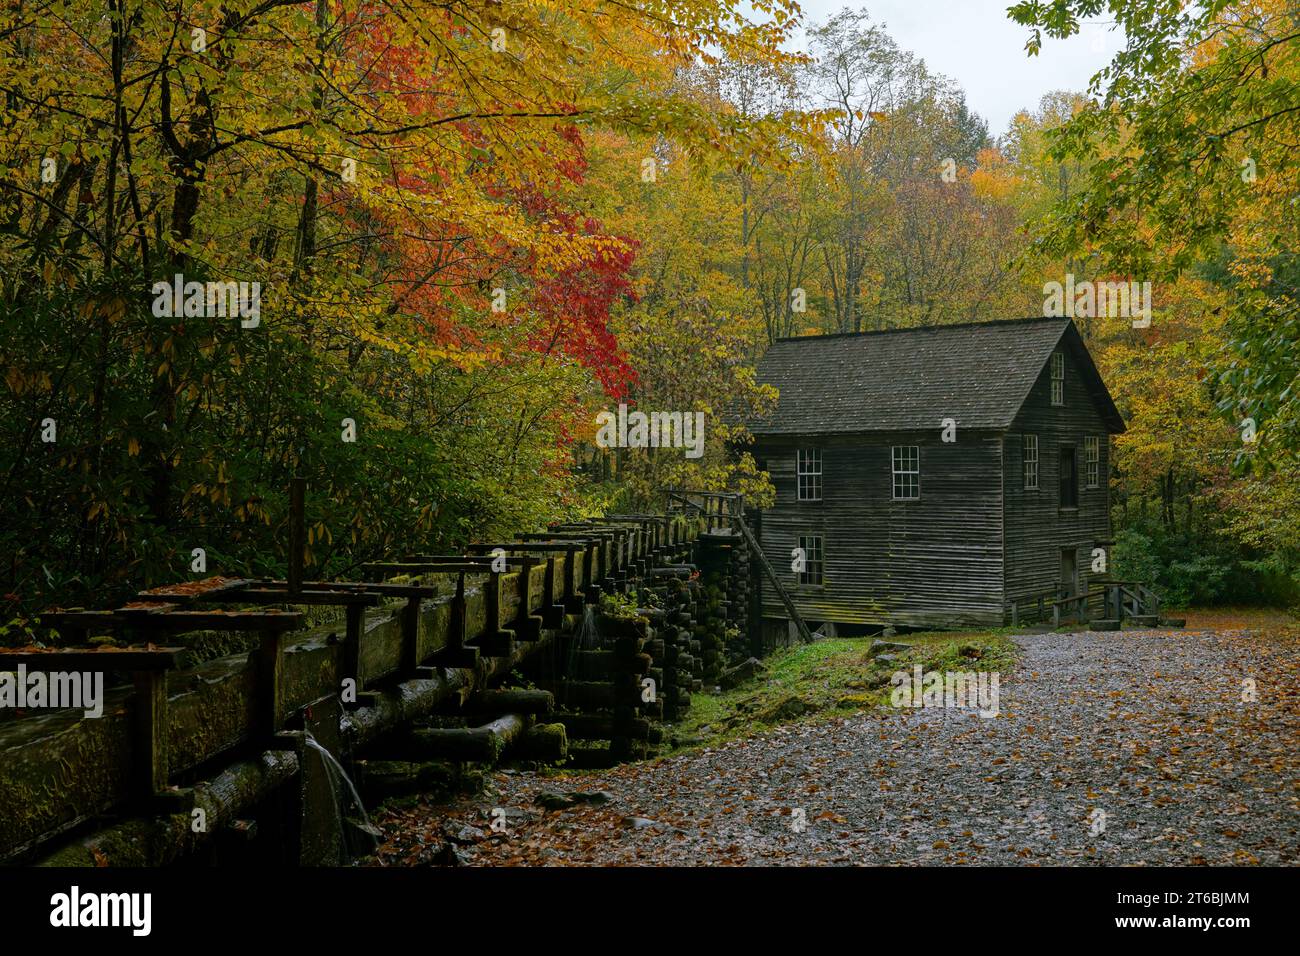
[797,449,822,501]
[891,446,920,500]
[1050,351,1065,406]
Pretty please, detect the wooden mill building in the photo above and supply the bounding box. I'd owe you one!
[747,317,1126,634]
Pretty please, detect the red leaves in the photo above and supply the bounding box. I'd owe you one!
[527,222,640,400]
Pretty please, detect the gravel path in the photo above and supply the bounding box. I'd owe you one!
[375,628,1299,865]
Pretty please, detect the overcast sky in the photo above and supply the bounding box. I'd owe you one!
[788,0,1124,137]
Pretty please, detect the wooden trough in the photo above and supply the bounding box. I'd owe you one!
[0,513,704,866]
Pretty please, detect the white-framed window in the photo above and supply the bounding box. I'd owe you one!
[797,448,822,501]
[1085,435,1100,489]
[891,445,920,500]
[1050,351,1065,406]
[1023,434,1039,490]
[797,534,824,585]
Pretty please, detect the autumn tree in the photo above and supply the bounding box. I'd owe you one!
[0,0,813,611]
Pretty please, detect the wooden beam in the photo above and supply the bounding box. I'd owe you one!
[262,579,438,598]
[0,648,187,671]
[163,589,379,607]
[132,671,168,798]
[511,556,543,641]
[342,603,364,703]
[427,573,479,669]
[399,596,421,676]
[732,512,814,644]
[254,631,285,738]
[383,714,527,763]
[39,610,304,633]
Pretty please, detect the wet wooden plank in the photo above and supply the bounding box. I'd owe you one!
[0,648,187,671]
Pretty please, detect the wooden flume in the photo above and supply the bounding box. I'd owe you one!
[0,484,763,865]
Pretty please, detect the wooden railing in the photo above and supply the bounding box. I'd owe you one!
[1010,579,1161,628]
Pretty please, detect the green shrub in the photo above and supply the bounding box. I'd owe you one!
[1112,517,1300,607]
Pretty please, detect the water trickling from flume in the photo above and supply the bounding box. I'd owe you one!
[304,729,372,861]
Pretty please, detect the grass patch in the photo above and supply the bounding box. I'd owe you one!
[661,629,1021,753]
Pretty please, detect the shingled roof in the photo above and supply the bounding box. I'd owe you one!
[748,317,1125,436]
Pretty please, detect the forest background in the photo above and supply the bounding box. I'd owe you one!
[2,0,1298,621]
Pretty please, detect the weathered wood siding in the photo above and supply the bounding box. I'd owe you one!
[1002,345,1112,612]
[754,431,1005,629]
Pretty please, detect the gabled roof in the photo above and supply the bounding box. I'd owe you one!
[748,317,1126,436]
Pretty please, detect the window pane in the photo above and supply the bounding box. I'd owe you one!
[1023,434,1038,490]
[891,445,919,499]
[798,535,824,585]
[797,449,822,501]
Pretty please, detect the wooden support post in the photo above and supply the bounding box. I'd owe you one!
[617,529,631,588]
[255,630,285,738]
[288,476,305,596]
[399,595,421,676]
[629,526,643,576]
[584,542,599,601]
[132,671,168,799]
[341,602,364,708]
[514,557,543,641]
[604,530,618,574]
[485,570,503,634]
[540,556,562,627]
[451,573,466,648]
[1011,602,1019,627]
[473,571,514,658]
[431,573,480,669]
[597,537,611,589]
[562,547,581,612]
